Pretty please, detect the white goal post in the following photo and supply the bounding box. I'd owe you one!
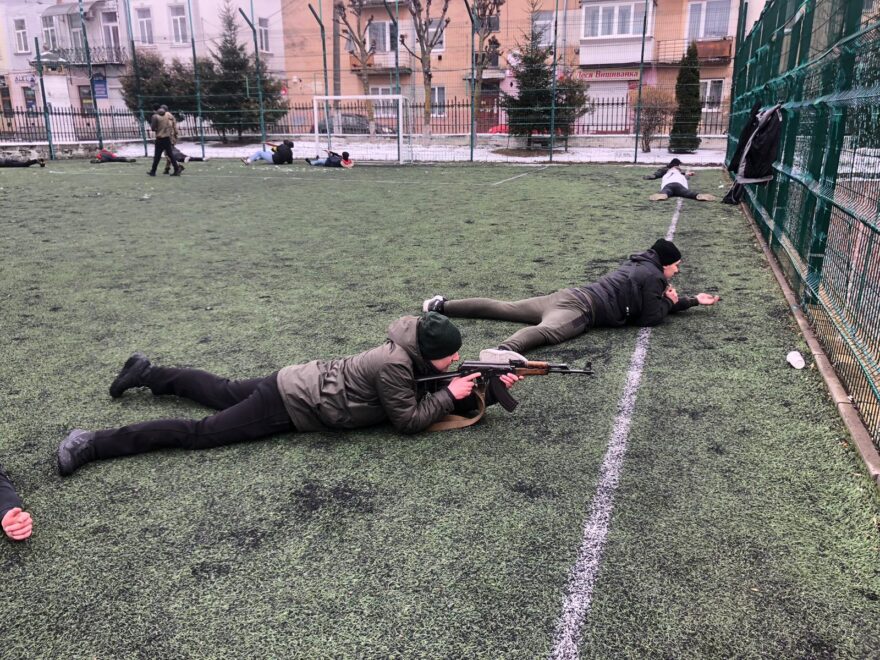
[312,94,408,165]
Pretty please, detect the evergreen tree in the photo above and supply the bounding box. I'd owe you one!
[120,50,175,113]
[668,41,702,153]
[207,1,287,141]
[500,2,554,140]
[500,1,589,144]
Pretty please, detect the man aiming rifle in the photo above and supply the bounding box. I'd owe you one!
[56,313,523,475]
[417,358,593,415]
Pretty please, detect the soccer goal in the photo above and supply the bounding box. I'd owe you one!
[311,95,412,165]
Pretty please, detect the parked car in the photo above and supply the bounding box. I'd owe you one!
[312,113,395,135]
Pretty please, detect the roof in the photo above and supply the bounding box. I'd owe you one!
[42,1,103,18]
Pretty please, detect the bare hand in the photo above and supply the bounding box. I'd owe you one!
[447,372,481,400]
[664,286,679,304]
[498,373,522,389]
[2,507,33,541]
[696,293,720,305]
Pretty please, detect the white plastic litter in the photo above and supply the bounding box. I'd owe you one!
[786,350,806,369]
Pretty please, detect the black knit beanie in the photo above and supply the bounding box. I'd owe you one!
[417,312,462,359]
[651,239,682,266]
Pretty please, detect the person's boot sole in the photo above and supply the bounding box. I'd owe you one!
[57,429,96,476]
[109,352,151,398]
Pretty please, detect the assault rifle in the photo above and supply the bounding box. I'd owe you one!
[416,359,593,413]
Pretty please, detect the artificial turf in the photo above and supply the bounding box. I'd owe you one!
[0,161,878,658]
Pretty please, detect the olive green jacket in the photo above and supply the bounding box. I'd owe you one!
[276,316,455,433]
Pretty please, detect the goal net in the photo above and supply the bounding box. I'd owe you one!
[311,95,412,164]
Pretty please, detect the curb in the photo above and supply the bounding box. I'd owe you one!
[739,201,880,488]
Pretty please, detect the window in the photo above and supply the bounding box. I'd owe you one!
[14,19,29,53]
[367,21,397,52]
[42,16,58,51]
[431,86,446,116]
[700,79,723,110]
[534,11,555,46]
[136,8,154,44]
[23,87,37,111]
[258,18,270,52]
[428,18,445,51]
[0,86,12,116]
[70,25,85,50]
[78,85,94,112]
[369,86,398,116]
[583,2,646,38]
[102,11,120,49]
[477,15,500,32]
[170,5,188,44]
[687,0,730,40]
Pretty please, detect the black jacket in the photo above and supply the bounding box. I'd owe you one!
[579,250,698,327]
[0,463,23,519]
[272,143,293,164]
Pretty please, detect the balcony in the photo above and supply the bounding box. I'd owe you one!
[654,38,733,64]
[470,52,505,80]
[34,46,127,66]
[349,50,413,74]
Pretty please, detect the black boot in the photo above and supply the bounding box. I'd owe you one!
[109,352,152,398]
[57,429,96,476]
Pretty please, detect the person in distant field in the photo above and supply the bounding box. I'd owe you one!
[148,105,181,176]
[163,146,206,174]
[306,149,353,169]
[242,140,294,165]
[643,158,692,180]
[1,463,32,541]
[55,313,522,477]
[91,148,136,164]
[423,239,720,362]
[649,161,715,202]
[0,157,44,168]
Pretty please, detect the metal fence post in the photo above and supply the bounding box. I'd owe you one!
[187,0,206,158]
[78,0,103,148]
[34,38,55,160]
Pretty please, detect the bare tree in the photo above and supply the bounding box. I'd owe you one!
[334,0,378,134]
[470,0,505,130]
[399,0,451,136]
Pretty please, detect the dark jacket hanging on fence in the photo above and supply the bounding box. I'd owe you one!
[723,103,783,204]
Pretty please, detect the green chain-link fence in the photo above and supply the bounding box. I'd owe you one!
[728,0,880,450]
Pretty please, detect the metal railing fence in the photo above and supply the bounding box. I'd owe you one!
[728,0,880,449]
[0,93,727,145]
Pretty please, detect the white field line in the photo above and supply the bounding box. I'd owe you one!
[490,165,549,186]
[550,198,683,660]
[44,167,552,188]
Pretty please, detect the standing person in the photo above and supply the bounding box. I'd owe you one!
[649,162,715,202]
[1,463,32,541]
[0,157,44,168]
[163,145,206,174]
[306,150,353,169]
[242,140,294,165]
[56,313,521,476]
[91,148,136,163]
[422,239,720,361]
[148,105,181,177]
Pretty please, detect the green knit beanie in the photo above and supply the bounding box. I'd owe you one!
[417,312,462,359]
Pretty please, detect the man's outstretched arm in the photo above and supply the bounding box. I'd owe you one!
[0,466,31,541]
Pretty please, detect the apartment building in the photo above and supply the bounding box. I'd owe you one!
[0,0,286,111]
[282,0,740,133]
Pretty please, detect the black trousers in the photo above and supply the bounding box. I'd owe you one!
[150,137,179,174]
[660,182,699,200]
[0,158,39,168]
[91,367,295,461]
